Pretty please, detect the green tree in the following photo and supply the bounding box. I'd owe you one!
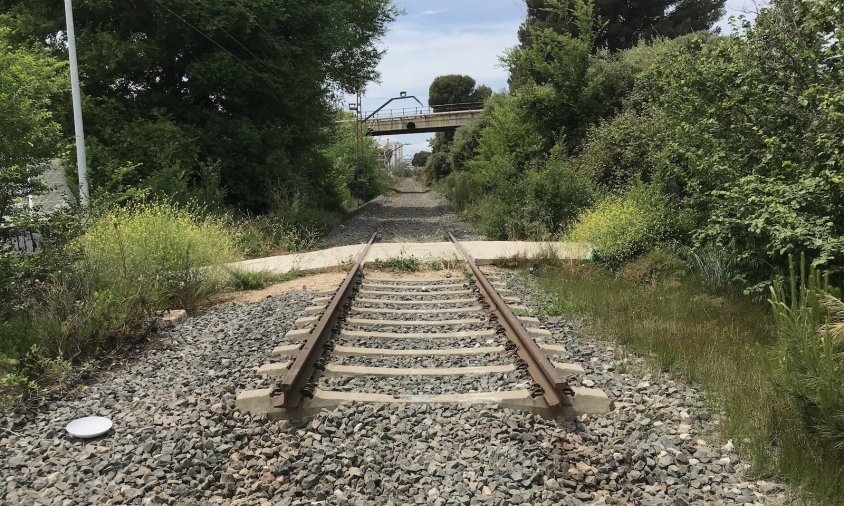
[505,0,595,150]
[0,0,397,212]
[321,112,385,204]
[519,0,726,52]
[411,151,431,167]
[428,74,492,111]
[0,30,66,223]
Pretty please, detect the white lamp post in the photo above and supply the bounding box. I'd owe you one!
[64,0,90,205]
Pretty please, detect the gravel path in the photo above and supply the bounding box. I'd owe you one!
[316,178,483,247]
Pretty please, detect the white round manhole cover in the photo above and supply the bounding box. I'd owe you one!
[66,416,112,439]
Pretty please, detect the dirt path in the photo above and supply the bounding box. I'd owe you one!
[317,178,482,247]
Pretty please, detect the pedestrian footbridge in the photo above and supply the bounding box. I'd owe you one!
[364,103,483,136]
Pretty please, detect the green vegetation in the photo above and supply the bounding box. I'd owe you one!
[373,254,421,273]
[421,74,493,181]
[436,0,844,290]
[0,30,66,221]
[0,2,398,402]
[770,257,844,459]
[520,0,726,53]
[428,74,492,111]
[0,202,243,402]
[227,268,301,291]
[1,0,397,213]
[78,202,235,310]
[538,259,844,503]
[569,183,670,266]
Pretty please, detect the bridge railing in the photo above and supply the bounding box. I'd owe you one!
[363,102,484,120]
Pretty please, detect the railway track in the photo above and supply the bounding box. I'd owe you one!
[237,233,610,418]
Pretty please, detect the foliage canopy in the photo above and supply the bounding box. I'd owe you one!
[0,0,397,212]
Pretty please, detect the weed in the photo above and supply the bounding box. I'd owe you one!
[426,257,462,271]
[373,254,421,272]
[228,269,272,291]
[227,268,302,291]
[543,293,589,317]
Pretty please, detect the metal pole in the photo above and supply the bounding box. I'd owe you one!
[64,0,90,205]
[355,90,363,206]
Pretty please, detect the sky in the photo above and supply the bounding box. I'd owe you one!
[346,0,767,158]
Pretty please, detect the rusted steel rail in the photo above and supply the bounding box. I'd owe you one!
[447,232,573,408]
[271,232,378,408]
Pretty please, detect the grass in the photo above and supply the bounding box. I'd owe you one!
[226,268,301,291]
[537,262,844,504]
[373,254,421,272]
[372,254,466,273]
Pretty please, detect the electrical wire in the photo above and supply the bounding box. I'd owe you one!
[152,0,246,66]
[183,0,262,62]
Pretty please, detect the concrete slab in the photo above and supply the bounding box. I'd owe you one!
[294,316,320,329]
[538,343,568,355]
[271,344,302,356]
[528,328,552,339]
[345,317,486,327]
[339,329,496,340]
[236,386,610,417]
[284,328,312,340]
[364,277,462,284]
[307,388,547,411]
[358,289,473,297]
[350,306,483,315]
[323,363,515,377]
[354,297,477,305]
[228,241,590,275]
[333,345,505,356]
[552,361,585,375]
[571,386,612,414]
[256,361,291,377]
[361,282,467,291]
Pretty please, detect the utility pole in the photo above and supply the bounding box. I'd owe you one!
[356,90,363,205]
[64,0,90,205]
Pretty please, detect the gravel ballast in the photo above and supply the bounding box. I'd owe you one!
[1,184,791,504]
[0,277,790,505]
[316,178,483,247]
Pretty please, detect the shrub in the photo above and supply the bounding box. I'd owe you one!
[569,183,670,266]
[76,201,236,310]
[436,171,475,213]
[769,256,844,456]
[574,110,666,191]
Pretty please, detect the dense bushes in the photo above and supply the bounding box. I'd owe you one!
[569,183,670,266]
[78,202,236,310]
[437,0,843,289]
[0,201,243,401]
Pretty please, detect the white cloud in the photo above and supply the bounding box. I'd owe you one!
[369,22,517,99]
[420,9,443,16]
